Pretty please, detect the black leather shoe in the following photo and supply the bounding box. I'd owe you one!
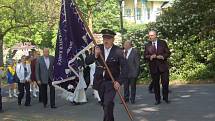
[0,110,4,113]
[72,101,81,105]
[98,101,102,104]
[24,104,31,106]
[149,90,154,94]
[130,100,135,104]
[164,100,170,104]
[18,101,21,106]
[154,101,161,105]
[51,106,57,109]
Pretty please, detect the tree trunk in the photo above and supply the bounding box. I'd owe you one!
[0,34,3,67]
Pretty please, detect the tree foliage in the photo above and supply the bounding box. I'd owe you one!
[77,0,121,32]
[1,0,121,66]
[0,0,60,66]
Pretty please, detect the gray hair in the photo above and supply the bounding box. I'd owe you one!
[124,40,133,46]
[149,30,157,35]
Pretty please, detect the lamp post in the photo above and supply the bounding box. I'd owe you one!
[0,69,3,113]
[0,83,2,113]
[0,65,4,113]
[119,0,124,42]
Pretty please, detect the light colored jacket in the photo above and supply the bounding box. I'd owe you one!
[36,55,54,84]
[16,63,31,83]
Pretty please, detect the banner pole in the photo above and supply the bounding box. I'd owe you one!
[74,1,134,121]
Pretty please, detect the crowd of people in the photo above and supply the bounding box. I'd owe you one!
[0,29,171,121]
[1,51,41,105]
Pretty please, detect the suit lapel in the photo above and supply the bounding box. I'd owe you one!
[42,56,50,70]
[48,56,53,70]
[127,48,133,59]
[106,45,115,61]
[101,45,105,59]
[149,41,153,46]
[157,40,161,53]
[41,56,47,69]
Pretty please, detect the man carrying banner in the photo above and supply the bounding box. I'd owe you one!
[53,0,132,120]
[86,29,126,121]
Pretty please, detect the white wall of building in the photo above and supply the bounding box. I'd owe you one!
[123,0,171,24]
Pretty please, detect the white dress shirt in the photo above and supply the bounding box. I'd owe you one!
[44,56,50,69]
[103,46,112,76]
[152,40,158,50]
[104,46,112,61]
[124,47,133,59]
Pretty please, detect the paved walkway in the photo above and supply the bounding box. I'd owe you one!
[0,84,215,121]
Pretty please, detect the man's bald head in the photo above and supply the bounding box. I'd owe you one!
[148,30,157,42]
[43,48,49,57]
[123,40,132,50]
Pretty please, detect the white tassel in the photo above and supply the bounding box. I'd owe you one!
[13,89,18,98]
[9,89,12,98]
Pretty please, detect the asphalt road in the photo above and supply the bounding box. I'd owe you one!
[0,84,215,121]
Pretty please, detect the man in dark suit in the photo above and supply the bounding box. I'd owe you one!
[123,40,140,104]
[144,30,171,105]
[36,48,56,108]
[85,29,126,121]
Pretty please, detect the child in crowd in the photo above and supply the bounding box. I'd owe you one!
[6,60,18,98]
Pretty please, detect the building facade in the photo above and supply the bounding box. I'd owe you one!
[122,0,172,24]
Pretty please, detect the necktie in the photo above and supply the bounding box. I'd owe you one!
[124,50,128,59]
[152,42,156,54]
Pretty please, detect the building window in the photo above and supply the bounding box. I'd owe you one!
[137,8,141,20]
[155,8,161,16]
[125,9,131,17]
[147,8,150,20]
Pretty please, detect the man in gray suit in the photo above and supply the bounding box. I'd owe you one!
[123,40,140,104]
[36,48,56,108]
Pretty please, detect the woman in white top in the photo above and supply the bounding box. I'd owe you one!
[16,55,31,106]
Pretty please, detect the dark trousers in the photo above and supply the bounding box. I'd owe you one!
[148,80,154,91]
[38,85,42,102]
[36,81,42,102]
[99,81,116,121]
[0,88,2,111]
[151,71,169,102]
[41,82,55,107]
[123,78,137,102]
[18,82,31,105]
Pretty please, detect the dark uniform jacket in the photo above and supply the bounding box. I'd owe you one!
[85,44,126,90]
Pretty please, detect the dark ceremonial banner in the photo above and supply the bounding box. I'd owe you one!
[53,0,92,100]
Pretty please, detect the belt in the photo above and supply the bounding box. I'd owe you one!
[97,66,106,70]
[102,78,112,82]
